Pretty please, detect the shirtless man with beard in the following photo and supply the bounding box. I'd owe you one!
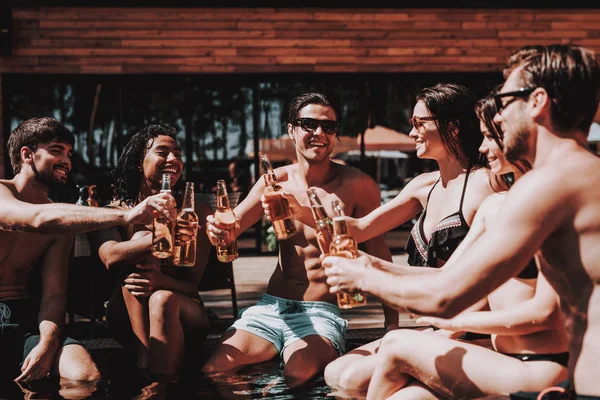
[324,44,600,398]
[0,117,175,385]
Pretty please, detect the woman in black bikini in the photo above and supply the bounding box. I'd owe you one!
[95,124,212,384]
[323,83,496,397]
[360,93,569,399]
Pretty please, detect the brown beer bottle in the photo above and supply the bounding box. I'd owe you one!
[307,188,333,255]
[260,154,298,240]
[152,173,174,259]
[173,182,199,267]
[329,200,367,309]
[214,180,239,262]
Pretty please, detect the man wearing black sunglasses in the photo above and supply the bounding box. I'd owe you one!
[203,92,393,387]
[323,44,600,398]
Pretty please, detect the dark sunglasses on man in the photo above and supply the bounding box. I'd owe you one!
[494,87,536,112]
[293,118,340,135]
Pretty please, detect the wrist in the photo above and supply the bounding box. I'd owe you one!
[358,261,374,293]
[39,335,59,350]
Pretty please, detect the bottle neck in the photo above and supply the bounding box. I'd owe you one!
[263,171,277,187]
[182,186,195,210]
[216,191,230,209]
[311,205,330,223]
[332,216,350,237]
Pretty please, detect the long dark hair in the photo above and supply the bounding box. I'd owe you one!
[416,83,485,169]
[112,124,181,207]
[475,92,531,191]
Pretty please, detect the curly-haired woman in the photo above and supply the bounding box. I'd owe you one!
[96,124,212,383]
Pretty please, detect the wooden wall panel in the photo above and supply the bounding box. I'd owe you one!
[2,7,600,176]
[1,7,599,74]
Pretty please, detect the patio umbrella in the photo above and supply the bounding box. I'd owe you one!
[357,125,415,153]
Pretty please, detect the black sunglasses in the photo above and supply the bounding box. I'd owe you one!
[494,88,536,112]
[409,116,438,129]
[293,118,340,135]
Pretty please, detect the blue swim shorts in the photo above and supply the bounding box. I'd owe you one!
[228,294,348,356]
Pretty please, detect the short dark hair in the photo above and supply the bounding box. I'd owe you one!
[475,90,531,191]
[416,83,484,169]
[112,124,178,207]
[504,44,600,133]
[7,117,75,174]
[286,92,340,130]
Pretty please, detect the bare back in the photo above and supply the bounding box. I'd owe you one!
[265,162,385,304]
[0,180,59,300]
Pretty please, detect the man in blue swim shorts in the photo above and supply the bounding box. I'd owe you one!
[204,92,394,387]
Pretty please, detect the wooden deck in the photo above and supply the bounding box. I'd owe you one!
[201,251,420,330]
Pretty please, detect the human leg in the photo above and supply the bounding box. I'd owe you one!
[53,342,100,382]
[282,335,339,388]
[201,297,283,374]
[366,329,568,400]
[324,339,381,395]
[387,381,439,400]
[279,298,347,388]
[201,329,279,374]
[147,290,209,380]
[107,286,151,370]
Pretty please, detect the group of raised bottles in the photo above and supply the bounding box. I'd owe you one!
[151,174,199,267]
[151,154,366,309]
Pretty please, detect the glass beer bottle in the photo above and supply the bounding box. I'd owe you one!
[152,173,174,258]
[307,188,333,256]
[329,200,367,309]
[260,154,297,240]
[214,180,239,262]
[173,182,199,267]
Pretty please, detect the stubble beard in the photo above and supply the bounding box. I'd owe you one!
[31,161,65,188]
[504,120,531,163]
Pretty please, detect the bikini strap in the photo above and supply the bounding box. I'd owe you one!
[459,162,473,213]
[425,176,442,208]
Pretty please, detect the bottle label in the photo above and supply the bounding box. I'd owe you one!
[263,192,292,220]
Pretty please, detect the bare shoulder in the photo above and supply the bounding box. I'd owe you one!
[468,167,495,195]
[400,171,441,202]
[477,192,506,220]
[274,164,294,182]
[0,179,17,198]
[503,167,573,215]
[405,171,441,190]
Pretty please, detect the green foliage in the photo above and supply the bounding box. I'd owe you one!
[261,218,278,252]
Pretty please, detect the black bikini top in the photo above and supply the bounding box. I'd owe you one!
[406,164,473,268]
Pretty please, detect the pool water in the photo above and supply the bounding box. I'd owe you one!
[0,351,337,399]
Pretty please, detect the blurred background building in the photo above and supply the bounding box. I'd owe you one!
[1,1,599,252]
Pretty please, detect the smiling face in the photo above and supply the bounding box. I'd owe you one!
[408,100,445,160]
[493,68,534,163]
[141,135,183,190]
[288,103,337,164]
[30,139,73,186]
[478,120,513,176]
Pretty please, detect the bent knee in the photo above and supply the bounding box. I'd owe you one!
[323,360,342,388]
[283,364,318,386]
[380,328,422,352]
[149,290,179,314]
[336,361,371,394]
